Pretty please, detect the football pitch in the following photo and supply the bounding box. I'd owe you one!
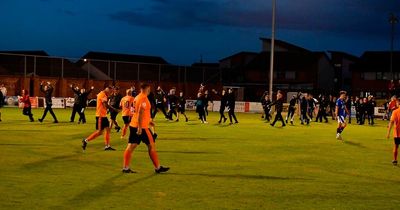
[0,107,399,210]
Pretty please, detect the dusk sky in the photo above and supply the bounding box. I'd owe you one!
[0,0,399,65]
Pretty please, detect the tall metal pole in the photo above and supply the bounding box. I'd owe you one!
[268,0,276,99]
[390,13,398,80]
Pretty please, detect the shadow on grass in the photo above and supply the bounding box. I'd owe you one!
[160,137,223,141]
[343,140,366,148]
[0,143,59,147]
[168,172,311,181]
[156,150,221,155]
[52,173,156,210]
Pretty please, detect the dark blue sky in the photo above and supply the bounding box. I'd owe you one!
[0,0,399,65]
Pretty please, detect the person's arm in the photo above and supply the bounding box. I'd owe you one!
[136,102,146,135]
[40,82,45,93]
[102,100,119,113]
[70,85,80,94]
[387,119,394,139]
[335,105,339,119]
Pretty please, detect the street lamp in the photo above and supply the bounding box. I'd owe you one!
[269,0,276,99]
[389,13,398,80]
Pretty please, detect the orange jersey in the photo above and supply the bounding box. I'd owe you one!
[391,108,400,138]
[130,93,151,128]
[120,95,135,117]
[96,91,108,117]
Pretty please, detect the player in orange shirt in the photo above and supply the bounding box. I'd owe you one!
[82,86,119,151]
[122,83,169,173]
[120,89,135,139]
[387,97,400,166]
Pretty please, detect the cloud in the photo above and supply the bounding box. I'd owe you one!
[109,0,400,37]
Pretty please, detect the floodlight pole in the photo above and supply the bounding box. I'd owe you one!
[389,13,398,80]
[269,0,276,99]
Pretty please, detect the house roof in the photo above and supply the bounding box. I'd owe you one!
[259,38,311,53]
[81,51,168,64]
[219,51,258,62]
[0,50,49,57]
[353,51,400,72]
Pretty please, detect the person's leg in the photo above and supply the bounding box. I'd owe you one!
[104,128,111,148]
[70,105,77,122]
[81,108,86,123]
[393,142,399,164]
[144,128,167,171]
[41,106,49,120]
[48,107,58,122]
[123,143,138,170]
[27,107,34,121]
[228,110,233,123]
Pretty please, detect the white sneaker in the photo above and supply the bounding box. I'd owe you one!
[204,121,209,124]
[336,133,342,140]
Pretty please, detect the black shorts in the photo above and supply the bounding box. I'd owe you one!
[122,116,131,124]
[178,107,185,113]
[129,127,156,145]
[395,138,400,145]
[110,111,118,120]
[96,117,110,130]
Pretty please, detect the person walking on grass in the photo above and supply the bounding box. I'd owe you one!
[177,91,189,122]
[38,81,58,123]
[19,89,34,122]
[195,92,207,124]
[82,86,119,151]
[387,97,400,166]
[122,83,169,173]
[226,88,238,124]
[270,90,286,127]
[335,91,350,141]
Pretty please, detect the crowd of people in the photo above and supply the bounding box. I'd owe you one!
[4,80,400,167]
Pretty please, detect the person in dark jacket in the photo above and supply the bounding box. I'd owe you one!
[19,89,34,122]
[167,88,179,121]
[316,95,328,123]
[204,90,212,116]
[355,96,361,124]
[38,81,58,123]
[359,98,367,125]
[261,94,272,122]
[286,95,297,124]
[212,89,228,123]
[109,87,122,132]
[307,94,315,120]
[70,84,81,122]
[226,88,238,124]
[300,94,310,125]
[346,96,353,124]
[367,95,376,125]
[270,90,286,127]
[0,88,3,122]
[195,92,207,123]
[177,91,189,122]
[77,86,94,124]
[153,86,168,119]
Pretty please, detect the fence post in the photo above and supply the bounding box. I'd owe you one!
[24,56,27,78]
[61,58,64,78]
[158,64,161,82]
[137,63,140,81]
[108,61,111,77]
[114,62,117,81]
[33,56,36,76]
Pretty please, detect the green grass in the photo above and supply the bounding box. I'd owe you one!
[0,107,399,210]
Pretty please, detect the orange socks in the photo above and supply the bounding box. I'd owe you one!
[86,131,101,141]
[149,147,160,169]
[123,149,132,168]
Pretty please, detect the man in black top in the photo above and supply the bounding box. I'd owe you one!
[261,94,272,122]
[70,84,81,123]
[212,89,228,123]
[77,86,94,124]
[167,88,179,121]
[153,86,168,120]
[109,87,122,132]
[355,96,361,124]
[300,94,310,125]
[367,95,376,125]
[316,95,328,123]
[177,91,189,122]
[270,90,286,127]
[38,81,58,123]
[346,96,353,124]
[286,95,297,125]
[227,88,238,124]
[307,94,315,120]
